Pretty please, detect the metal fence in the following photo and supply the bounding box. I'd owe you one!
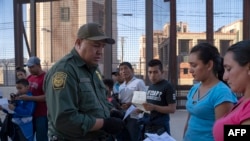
[0,0,248,109]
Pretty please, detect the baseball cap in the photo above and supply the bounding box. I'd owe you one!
[111,68,119,75]
[25,56,41,67]
[77,23,115,44]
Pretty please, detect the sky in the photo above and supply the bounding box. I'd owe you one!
[0,0,29,60]
[0,0,15,59]
[0,0,243,62]
[116,0,242,62]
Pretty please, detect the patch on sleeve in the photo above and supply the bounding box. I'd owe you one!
[52,72,67,90]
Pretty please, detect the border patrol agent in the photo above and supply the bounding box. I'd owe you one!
[43,23,125,141]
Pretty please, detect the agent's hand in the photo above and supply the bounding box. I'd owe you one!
[142,103,155,111]
[101,117,125,134]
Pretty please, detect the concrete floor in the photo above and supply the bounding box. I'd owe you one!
[170,110,188,141]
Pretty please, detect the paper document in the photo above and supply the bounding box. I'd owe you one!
[132,91,149,113]
[0,98,14,114]
[144,132,176,141]
[0,98,8,105]
[123,105,136,120]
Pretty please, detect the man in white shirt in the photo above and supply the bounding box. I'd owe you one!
[117,62,147,141]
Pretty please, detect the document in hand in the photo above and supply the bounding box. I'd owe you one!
[123,105,136,120]
[132,91,149,113]
[0,98,14,114]
[144,132,176,141]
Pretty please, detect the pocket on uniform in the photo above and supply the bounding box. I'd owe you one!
[79,82,92,92]
[78,82,97,105]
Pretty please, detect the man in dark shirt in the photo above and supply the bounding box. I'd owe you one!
[142,59,176,135]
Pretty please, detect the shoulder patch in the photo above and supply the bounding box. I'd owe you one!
[52,72,67,90]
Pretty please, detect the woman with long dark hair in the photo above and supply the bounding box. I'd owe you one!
[183,43,237,141]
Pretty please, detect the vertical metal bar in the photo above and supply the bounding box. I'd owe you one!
[22,21,31,57]
[168,0,177,87]
[104,0,113,78]
[13,0,24,68]
[243,0,250,40]
[206,0,214,44]
[121,37,124,62]
[145,0,153,85]
[50,0,53,62]
[30,0,37,56]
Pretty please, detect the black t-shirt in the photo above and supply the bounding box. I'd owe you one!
[146,79,176,122]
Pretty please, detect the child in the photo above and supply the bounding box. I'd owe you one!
[5,79,35,141]
[16,67,27,80]
[103,78,121,109]
[103,78,114,102]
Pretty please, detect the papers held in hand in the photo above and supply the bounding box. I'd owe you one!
[144,132,176,141]
[132,91,149,113]
[0,98,14,114]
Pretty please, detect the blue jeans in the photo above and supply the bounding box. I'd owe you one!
[140,114,171,135]
[33,116,48,141]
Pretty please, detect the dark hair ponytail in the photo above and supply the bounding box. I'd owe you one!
[190,43,228,85]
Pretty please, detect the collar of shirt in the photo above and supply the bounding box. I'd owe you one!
[71,48,98,73]
[123,76,136,86]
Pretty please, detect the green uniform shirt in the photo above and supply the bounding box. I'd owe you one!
[44,48,112,140]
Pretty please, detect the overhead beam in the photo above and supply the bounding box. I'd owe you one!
[19,0,59,4]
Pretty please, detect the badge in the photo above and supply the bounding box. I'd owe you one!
[52,72,67,90]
